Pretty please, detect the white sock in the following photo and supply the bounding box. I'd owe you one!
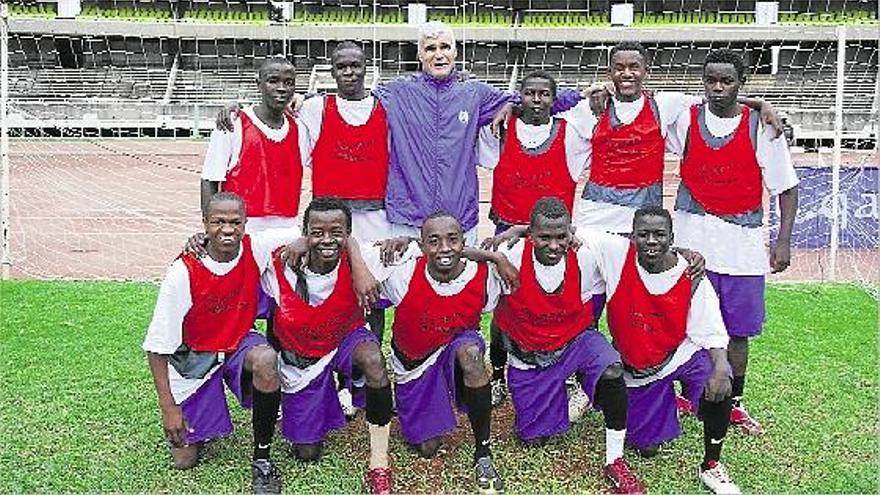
[606,428,626,466]
[368,423,390,469]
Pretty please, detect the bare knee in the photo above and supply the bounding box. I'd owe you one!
[292,442,322,462]
[415,437,442,458]
[354,342,389,388]
[600,363,624,381]
[456,344,489,388]
[171,444,199,470]
[247,345,279,391]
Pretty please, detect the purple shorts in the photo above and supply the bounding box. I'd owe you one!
[280,326,377,444]
[625,350,712,449]
[395,330,485,446]
[179,331,267,445]
[706,271,765,338]
[507,329,620,441]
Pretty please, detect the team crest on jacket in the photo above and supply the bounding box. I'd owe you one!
[458,110,469,124]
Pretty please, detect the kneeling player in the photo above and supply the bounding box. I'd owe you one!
[493,198,644,494]
[144,192,299,494]
[381,212,517,493]
[264,197,395,495]
[587,207,740,494]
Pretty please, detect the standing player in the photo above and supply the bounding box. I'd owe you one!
[143,192,299,494]
[381,212,517,493]
[296,41,392,348]
[201,56,307,233]
[493,198,644,495]
[262,197,396,495]
[477,71,593,409]
[586,207,740,494]
[571,41,779,236]
[669,49,799,434]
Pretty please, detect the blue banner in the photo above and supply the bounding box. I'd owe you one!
[770,166,879,248]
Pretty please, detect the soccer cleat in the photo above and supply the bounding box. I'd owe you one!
[490,378,508,408]
[603,458,646,495]
[567,382,591,423]
[251,459,283,495]
[700,460,742,495]
[338,388,357,420]
[676,393,696,417]
[730,403,765,435]
[366,467,393,495]
[474,456,505,493]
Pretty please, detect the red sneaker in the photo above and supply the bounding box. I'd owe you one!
[730,404,765,435]
[603,458,646,495]
[676,394,696,417]
[366,467,392,495]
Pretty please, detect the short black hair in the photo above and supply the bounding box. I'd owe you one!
[303,196,352,234]
[421,211,461,235]
[610,41,648,66]
[530,197,570,227]
[258,55,294,81]
[704,49,747,83]
[521,70,557,97]
[632,206,672,231]
[331,41,364,63]
[205,191,245,217]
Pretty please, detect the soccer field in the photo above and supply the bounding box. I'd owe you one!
[0,280,876,494]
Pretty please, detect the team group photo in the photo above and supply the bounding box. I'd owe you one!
[0,1,877,494]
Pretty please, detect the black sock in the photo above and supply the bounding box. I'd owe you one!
[252,389,280,460]
[489,323,507,381]
[463,384,493,460]
[367,306,386,343]
[365,383,393,426]
[594,375,627,430]
[700,397,732,470]
[731,375,745,405]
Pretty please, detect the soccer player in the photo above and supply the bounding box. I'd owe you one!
[493,198,644,495]
[143,192,299,494]
[669,49,799,434]
[262,197,396,495]
[571,41,780,236]
[201,56,307,233]
[586,206,740,494]
[381,212,517,493]
[477,71,592,408]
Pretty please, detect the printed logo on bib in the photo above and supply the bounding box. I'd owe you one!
[458,110,470,124]
[199,287,250,314]
[333,138,379,164]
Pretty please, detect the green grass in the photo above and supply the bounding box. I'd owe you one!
[1,281,877,493]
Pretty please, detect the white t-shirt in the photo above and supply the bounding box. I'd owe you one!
[143,228,300,355]
[566,92,703,234]
[669,107,799,275]
[201,106,310,232]
[477,117,590,183]
[584,230,728,386]
[496,239,605,300]
[381,256,503,313]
